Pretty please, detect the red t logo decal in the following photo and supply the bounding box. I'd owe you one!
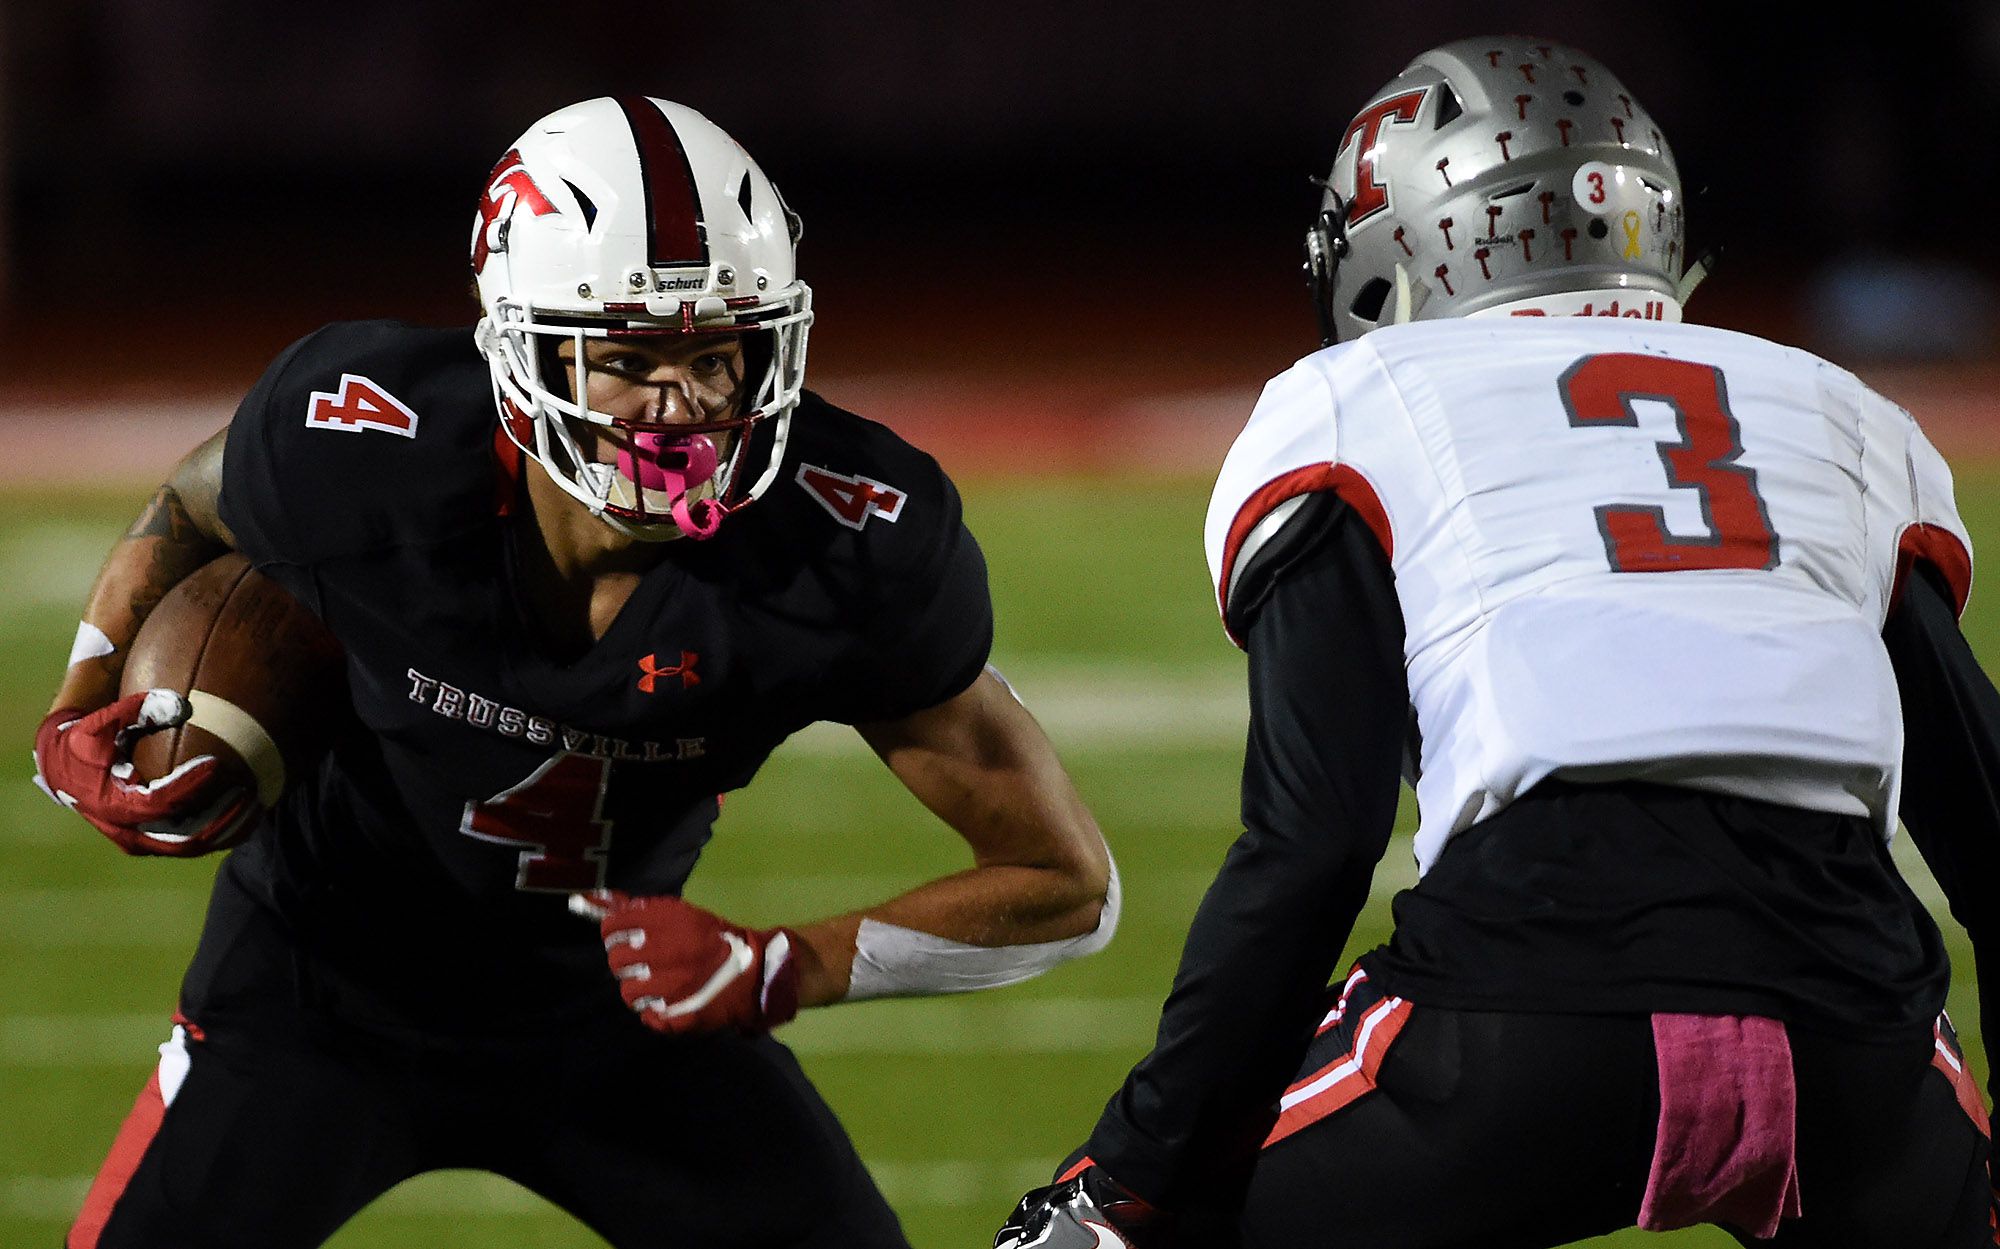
[472,148,558,275]
[1340,89,1430,229]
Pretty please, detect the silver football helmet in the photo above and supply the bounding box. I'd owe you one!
[472,97,812,540]
[1307,37,1694,345]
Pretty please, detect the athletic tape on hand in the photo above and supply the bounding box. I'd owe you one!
[185,691,286,808]
[67,622,114,669]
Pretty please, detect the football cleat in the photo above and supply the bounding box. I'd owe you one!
[995,1179,1133,1249]
[996,1167,1161,1249]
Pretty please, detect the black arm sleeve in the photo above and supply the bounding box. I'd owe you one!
[1882,566,2000,1113]
[1082,494,1408,1204]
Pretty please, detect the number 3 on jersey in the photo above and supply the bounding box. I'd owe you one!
[1560,352,1779,573]
[460,753,613,891]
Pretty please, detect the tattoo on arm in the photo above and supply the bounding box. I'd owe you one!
[121,488,225,620]
[127,527,221,621]
[127,486,201,543]
[110,431,233,627]
[163,426,235,548]
[126,487,222,614]
[56,483,229,713]
[52,427,236,713]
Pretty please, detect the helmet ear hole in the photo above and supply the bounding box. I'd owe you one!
[563,180,599,230]
[1433,83,1464,128]
[1350,278,1393,323]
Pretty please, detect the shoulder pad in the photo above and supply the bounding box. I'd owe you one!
[767,391,963,569]
[222,322,499,564]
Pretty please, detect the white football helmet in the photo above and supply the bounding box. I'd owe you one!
[472,96,812,539]
[1306,37,1696,345]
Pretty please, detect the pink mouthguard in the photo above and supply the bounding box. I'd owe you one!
[618,431,723,539]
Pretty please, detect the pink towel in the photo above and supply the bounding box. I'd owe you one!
[1638,1013,1802,1239]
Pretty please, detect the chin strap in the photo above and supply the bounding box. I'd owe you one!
[1391,263,1416,326]
[1676,245,1720,305]
[1304,183,1350,348]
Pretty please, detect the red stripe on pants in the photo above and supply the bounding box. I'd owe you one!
[1056,1156,1096,1183]
[1930,1025,1990,1138]
[1265,998,1413,1147]
[68,1070,167,1249]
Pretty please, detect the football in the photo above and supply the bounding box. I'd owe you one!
[119,552,346,806]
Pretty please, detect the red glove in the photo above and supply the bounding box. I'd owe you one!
[33,691,257,858]
[582,891,800,1035]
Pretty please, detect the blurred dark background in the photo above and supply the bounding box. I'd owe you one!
[4,0,1998,393]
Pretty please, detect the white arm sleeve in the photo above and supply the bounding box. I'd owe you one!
[842,855,1121,1000]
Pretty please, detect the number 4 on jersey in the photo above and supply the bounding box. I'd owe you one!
[306,373,421,438]
[461,753,613,891]
[797,464,906,529]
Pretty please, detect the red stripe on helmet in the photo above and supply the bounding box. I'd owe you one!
[614,95,707,268]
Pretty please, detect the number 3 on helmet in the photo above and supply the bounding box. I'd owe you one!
[471,96,813,539]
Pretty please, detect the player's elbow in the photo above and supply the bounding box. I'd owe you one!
[1046,842,1120,956]
[1041,821,1115,938]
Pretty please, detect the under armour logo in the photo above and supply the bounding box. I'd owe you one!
[637,651,700,694]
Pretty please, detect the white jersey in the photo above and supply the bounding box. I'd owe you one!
[1205,318,1972,875]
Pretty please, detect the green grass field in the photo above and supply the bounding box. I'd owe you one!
[2,471,1995,1248]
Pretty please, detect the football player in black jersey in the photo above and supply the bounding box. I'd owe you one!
[35,97,1116,1249]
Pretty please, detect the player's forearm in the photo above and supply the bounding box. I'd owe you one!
[1881,567,2000,1105]
[1884,570,2000,938]
[50,483,232,715]
[788,856,1111,1008]
[800,670,1113,1008]
[1089,506,1407,1202]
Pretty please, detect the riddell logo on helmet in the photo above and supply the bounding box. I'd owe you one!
[1510,299,1669,319]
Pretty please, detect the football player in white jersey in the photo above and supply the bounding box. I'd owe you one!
[996,35,1998,1249]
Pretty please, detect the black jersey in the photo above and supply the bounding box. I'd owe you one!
[194,320,992,1034]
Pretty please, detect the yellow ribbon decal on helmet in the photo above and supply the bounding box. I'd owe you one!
[1622,211,1644,259]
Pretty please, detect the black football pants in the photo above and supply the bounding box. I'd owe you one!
[67,1005,909,1249]
[1242,984,1992,1249]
